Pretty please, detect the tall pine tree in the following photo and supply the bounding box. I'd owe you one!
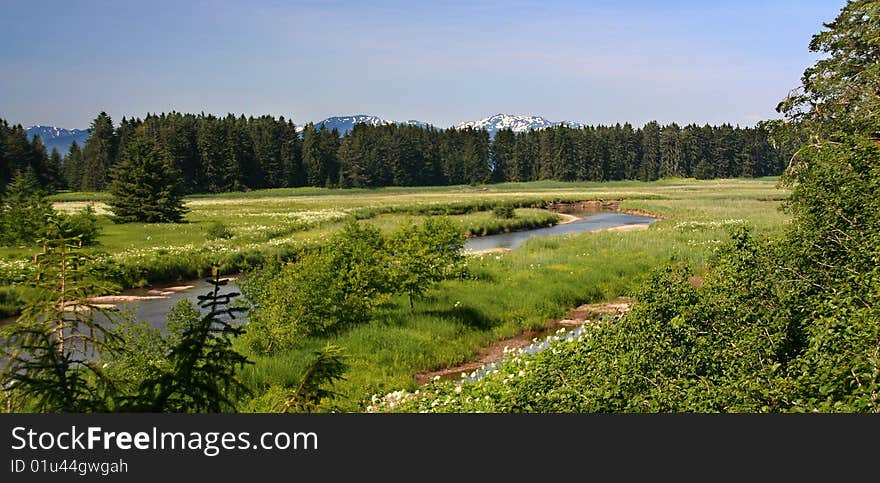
[81,112,116,191]
[108,134,187,223]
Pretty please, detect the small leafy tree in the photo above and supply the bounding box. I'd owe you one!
[108,136,187,223]
[493,205,516,219]
[243,221,390,354]
[388,217,465,311]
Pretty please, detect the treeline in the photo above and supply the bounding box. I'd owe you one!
[1,112,787,195]
[0,120,64,192]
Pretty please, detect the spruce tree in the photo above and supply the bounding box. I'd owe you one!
[29,135,52,190]
[81,112,116,191]
[108,135,187,223]
[0,170,54,245]
[639,121,661,181]
[301,123,323,186]
[0,120,8,191]
[48,148,63,190]
[63,141,84,191]
[491,128,515,183]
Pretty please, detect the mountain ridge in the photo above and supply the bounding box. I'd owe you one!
[25,125,90,155]
[25,113,586,152]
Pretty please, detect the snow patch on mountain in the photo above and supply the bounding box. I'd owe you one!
[25,125,90,155]
[454,114,584,137]
[311,115,432,135]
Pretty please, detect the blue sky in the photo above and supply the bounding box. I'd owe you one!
[0,0,846,129]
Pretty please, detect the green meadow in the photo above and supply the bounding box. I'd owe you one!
[1,177,789,410]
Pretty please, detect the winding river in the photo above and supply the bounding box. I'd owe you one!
[3,210,654,328]
[463,211,654,251]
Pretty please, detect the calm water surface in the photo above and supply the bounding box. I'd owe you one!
[3,211,653,328]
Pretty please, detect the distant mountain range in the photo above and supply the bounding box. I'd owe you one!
[25,126,90,155]
[26,113,583,154]
[311,115,432,134]
[454,114,585,138]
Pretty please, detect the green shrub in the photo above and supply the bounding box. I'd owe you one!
[58,205,101,245]
[493,205,516,219]
[206,221,234,240]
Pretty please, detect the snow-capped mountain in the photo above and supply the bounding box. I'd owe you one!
[25,114,583,150]
[311,115,431,135]
[454,114,584,137]
[25,125,90,155]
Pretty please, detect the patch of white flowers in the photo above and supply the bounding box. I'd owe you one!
[673,219,746,231]
[366,325,601,413]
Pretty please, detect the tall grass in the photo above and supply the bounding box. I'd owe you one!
[236,186,789,411]
[6,178,790,410]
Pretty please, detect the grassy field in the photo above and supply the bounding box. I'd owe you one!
[2,178,790,410]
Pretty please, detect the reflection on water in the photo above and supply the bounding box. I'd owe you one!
[464,212,655,252]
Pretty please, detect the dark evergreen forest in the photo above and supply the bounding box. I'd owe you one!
[0,112,787,194]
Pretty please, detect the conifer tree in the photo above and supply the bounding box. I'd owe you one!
[81,112,116,191]
[48,148,63,190]
[107,135,187,223]
[639,121,661,181]
[0,170,54,245]
[29,135,52,190]
[63,141,84,191]
[301,123,323,186]
[491,128,516,183]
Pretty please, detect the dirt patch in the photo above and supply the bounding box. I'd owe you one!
[145,285,195,296]
[555,213,581,225]
[415,329,544,384]
[599,224,649,233]
[415,297,632,385]
[87,295,167,304]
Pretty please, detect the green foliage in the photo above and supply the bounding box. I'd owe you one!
[777,0,880,138]
[388,217,465,310]
[281,345,347,413]
[101,318,169,395]
[0,235,117,412]
[0,173,101,248]
[243,218,465,354]
[0,171,54,246]
[205,221,234,240]
[462,209,560,236]
[0,286,28,318]
[384,2,880,414]
[80,112,116,191]
[493,205,516,219]
[108,136,188,223]
[125,275,251,412]
[243,222,390,354]
[1,236,255,413]
[57,204,101,245]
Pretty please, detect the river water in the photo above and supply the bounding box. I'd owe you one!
[463,211,654,251]
[2,211,654,328]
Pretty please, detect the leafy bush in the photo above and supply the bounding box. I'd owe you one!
[243,222,390,354]
[493,205,516,219]
[57,205,101,245]
[388,217,465,310]
[206,221,234,240]
[243,218,466,354]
